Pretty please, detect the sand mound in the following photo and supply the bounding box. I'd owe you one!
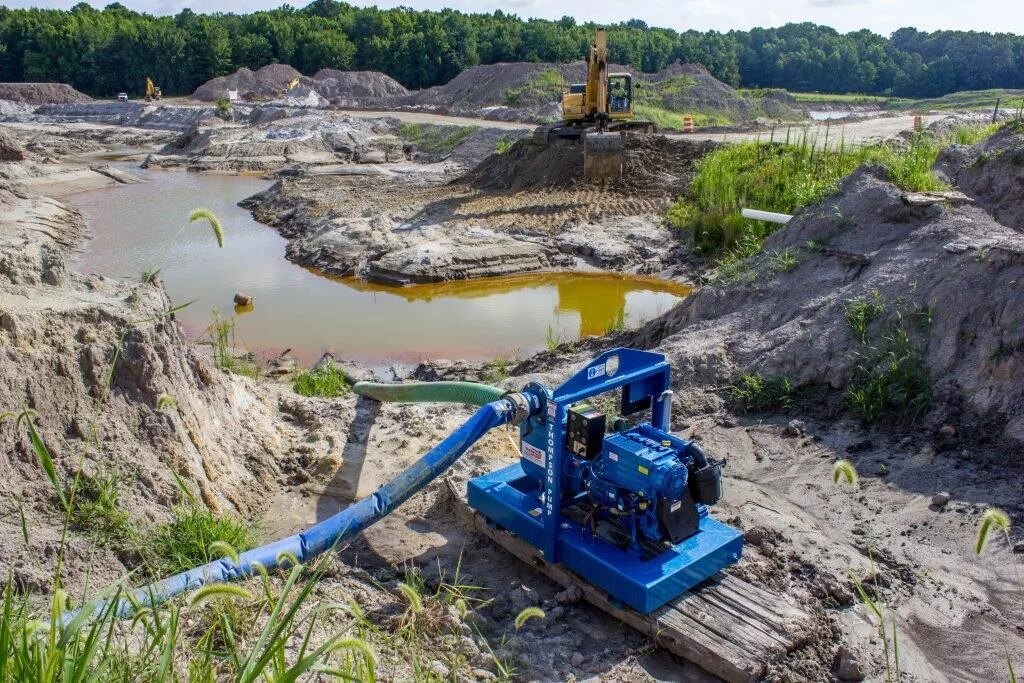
[0,82,91,105]
[193,64,303,102]
[464,134,717,196]
[311,69,409,99]
[194,66,411,103]
[937,122,1024,232]
[631,161,1024,447]
[411,61,620,111]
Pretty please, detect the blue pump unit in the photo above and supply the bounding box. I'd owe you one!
[468,348,743,613]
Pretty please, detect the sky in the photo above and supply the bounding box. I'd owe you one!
[3,0,1023,35]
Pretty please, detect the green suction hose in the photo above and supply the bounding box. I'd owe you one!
[353,381,506,406]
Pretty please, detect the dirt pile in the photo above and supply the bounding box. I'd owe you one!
[193,65,410,104]
[0,82,91,104]
[242,132,709,283]
[0,177,289,592]
[312,69,409,99]
[193,64,302,102]
[0,127,25,161]
[642,61,803,122]
[466,134,717,196]
[937,121,1024,232]
[630,163,1024,447]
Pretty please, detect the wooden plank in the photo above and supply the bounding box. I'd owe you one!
[446,478,814,683]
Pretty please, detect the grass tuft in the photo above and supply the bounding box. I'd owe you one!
[730,372,794,412]
[146,505,258,576]
[155,393,176,411]
[846,325,932,424]
[846,291,885,344]
[292,361,350,398]
[605,305,627,334]
[188,584,255,607]
[397,581,423,615]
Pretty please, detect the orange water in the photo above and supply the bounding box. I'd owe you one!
[75,165,689,364]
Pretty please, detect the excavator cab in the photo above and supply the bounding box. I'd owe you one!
[608,74,633,115]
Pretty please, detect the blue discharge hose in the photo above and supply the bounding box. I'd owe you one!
[68,394,530,623]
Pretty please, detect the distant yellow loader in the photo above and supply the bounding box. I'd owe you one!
[145,77,162,102]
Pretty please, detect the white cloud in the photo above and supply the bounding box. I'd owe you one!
[3,0,1023,35]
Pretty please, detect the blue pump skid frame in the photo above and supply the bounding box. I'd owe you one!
[468,348,743,613]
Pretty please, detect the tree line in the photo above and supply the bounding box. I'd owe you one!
[0,1,1022,99]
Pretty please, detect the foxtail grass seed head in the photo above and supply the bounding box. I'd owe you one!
[832,459,859,487]
[276,550,300,569]
[514,606,545,629]
[188,584,255,607]
[189,208,225,248]
[976,507,1011,554]
[397,582,422,614]
[208,540,240,564]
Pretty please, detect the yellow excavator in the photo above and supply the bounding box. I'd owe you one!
[533,28,655,182]
[280,77,300,97]
[145,78,162,101]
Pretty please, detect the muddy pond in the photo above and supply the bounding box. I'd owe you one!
[75,165,689,364]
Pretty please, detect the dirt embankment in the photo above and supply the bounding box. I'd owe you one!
[0,82,92,104]
[0,176,292,593]
[937,121,1024,232]
[191,61,806,126]
[145,108,413,173]
[241,134,711,284]
[0,121,174,195]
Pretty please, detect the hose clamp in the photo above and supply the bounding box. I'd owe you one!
[504,392,531,425]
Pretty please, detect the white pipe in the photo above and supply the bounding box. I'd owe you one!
[741,208,793,224]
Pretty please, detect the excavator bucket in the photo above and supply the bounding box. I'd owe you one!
[584,132,623,183]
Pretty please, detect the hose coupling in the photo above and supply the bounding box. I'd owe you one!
[504,391,532,425]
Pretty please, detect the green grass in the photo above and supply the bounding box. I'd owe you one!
[666,123,1001,260]
[730,372,794,412]
[146,505,259,576]
[292,361,350,398]
[633,104,730,129]
[846,318,932,424]
[505,68,567,107]
[890,88,1024,112]
[67,470,134,550]
[205,311,260,378]
[846,291,886,344]
[397,122,475,157]
[494,134,515,154]
[788,91,897,105]
[766,247,799,273]
[667,132,863,254]
[481,355,516,384]
[605,305,627,334]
